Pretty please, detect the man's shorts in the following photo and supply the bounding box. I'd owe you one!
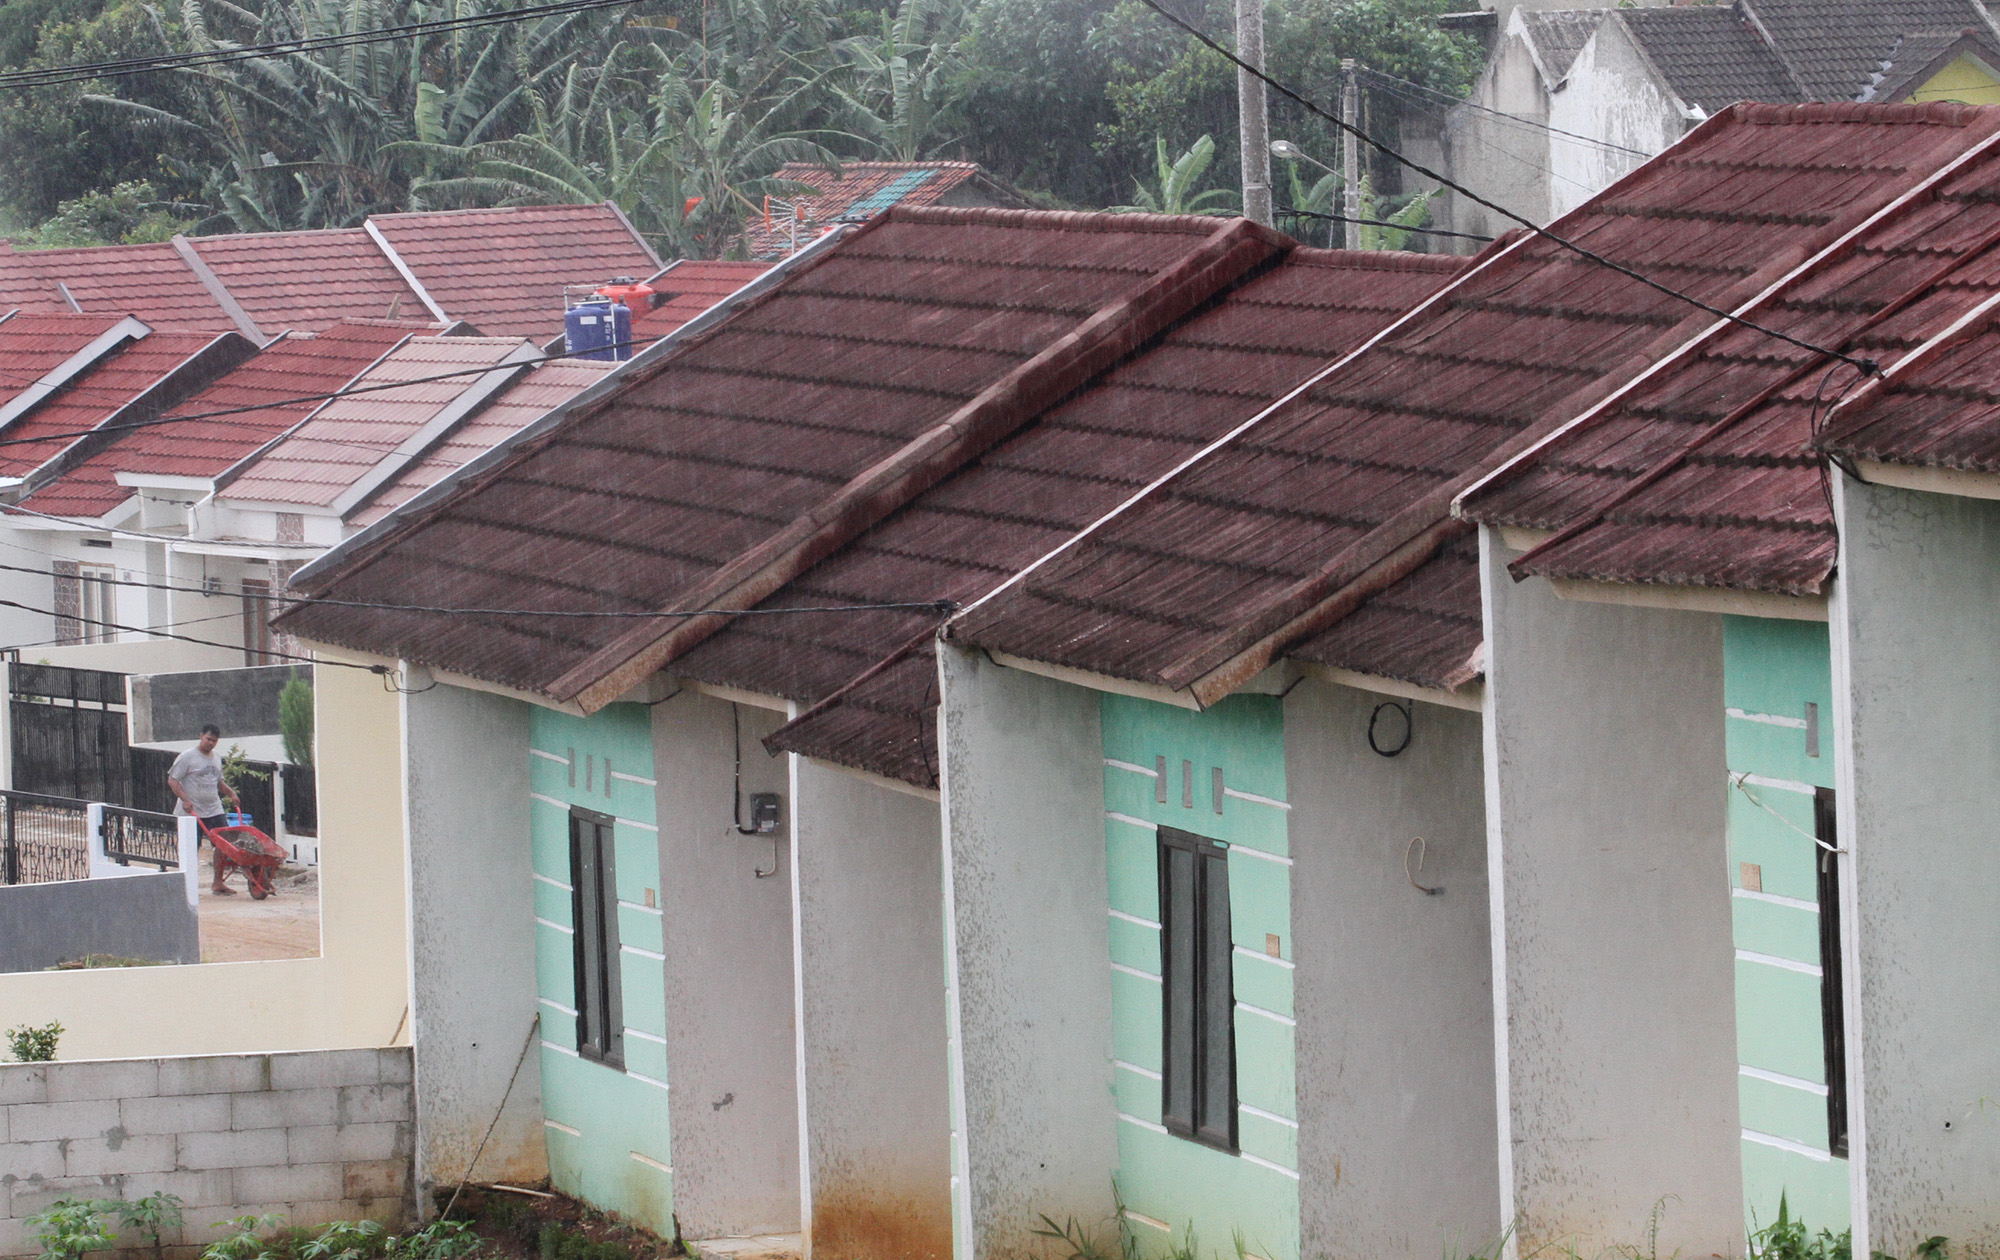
[198,815,228,843]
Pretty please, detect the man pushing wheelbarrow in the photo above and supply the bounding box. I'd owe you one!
[169,724,245,895]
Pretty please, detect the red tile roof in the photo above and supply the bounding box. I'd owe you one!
[17,320,423,520]
[1817,286,2000,474]
[632,260,769,338]
[947,103,2000,702]
[368,204,661,340]
[743,162,1029,259]
[0,313,137,408]
[276,208,1282,700]
[1466,143,2000,597]
[0,242,234,332]
[189,230,423,333]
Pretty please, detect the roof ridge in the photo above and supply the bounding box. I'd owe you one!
[883,205,1233,234]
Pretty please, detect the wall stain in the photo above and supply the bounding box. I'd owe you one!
[812,1191,952,1260]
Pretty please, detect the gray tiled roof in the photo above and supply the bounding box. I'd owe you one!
[1863,27,1994,99]
[1748,0,2000,99]
[1521,9,1607,82]
[1619,5,1805,111]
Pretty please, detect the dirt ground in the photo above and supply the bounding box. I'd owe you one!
[198,862,321,962]
[440,1184,683,1260]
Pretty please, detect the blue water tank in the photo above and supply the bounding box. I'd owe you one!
[564,300,632,360]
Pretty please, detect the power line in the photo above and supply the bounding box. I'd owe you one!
[1360,66,1655,159]
[1132,0,1879,378]
[1279,206,1493,242]
[0,0,638,90]
[1360,74,1614,196]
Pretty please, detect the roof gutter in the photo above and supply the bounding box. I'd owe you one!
[552,215,1293,713]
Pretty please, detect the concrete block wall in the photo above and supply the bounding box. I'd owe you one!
[0,1048,414,1257]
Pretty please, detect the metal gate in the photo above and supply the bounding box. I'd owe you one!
[10,663,131,804]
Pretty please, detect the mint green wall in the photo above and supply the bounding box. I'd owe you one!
[528,704,673,1234]
[1723,617,1848,1233]
[1101,694,1299,1260]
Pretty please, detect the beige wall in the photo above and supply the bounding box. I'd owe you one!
[0,654,410,1059]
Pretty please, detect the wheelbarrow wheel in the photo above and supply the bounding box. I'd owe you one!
[249,880,269,900]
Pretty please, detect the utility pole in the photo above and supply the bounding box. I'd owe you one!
[1342,59,1361,249]
[1237,0,1272,226]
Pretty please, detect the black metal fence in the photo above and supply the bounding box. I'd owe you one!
[10,663,132,804]
[0,790,91,884]
[282,764,317,837]
[100,804,182,870]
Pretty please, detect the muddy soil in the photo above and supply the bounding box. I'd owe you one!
[438,1184,685,1260]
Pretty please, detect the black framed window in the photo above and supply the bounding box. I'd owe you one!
[570,808,624,1068]
[1814,788,1847,1159]
[1158,825,1236,1152]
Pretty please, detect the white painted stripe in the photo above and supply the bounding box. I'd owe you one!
[1228,843,1292,867]
[1109,908,1161,929]
[543,1118,581,1135]
[539,998,578,1017]
[626,1069,671,1093]
[1111,962,1162,983]
[1741,1064,1829,1097]
[625,1027,668,1045]
[531,748,571,765]
[615,817,659,833]
[1117,1111,1169,1135]
[1121,1211,1171,1233]
[1732,772,1817,797]
[534,872,573,892]
[1235,944,1294,970]
[619,898,664,916]
[1104,758,1156,778]
[1727,708,1808,730]
[1235,1000,1296,1028]
[531,791,570,811]
[609,770,658,787]
[630,1151,671,1173]
[1239,1150,1301,1180]
[621,943,667,961]
[1239,1102,1299,1129]
[1742,1128,1832,1162]
[535,916,574,935]
[1106,811,1159,832]
[540,1040,579,1058]
[1114,1059,1163,1081]
[1737,948,1822,977]
[1222,787,1290,812]
[1734,887,1819,913]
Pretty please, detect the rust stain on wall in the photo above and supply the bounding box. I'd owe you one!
[812,1190,952,1260]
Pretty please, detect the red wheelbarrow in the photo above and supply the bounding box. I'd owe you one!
[200,812,285,899]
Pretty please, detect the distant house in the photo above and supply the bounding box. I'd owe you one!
[740,161,1033,259]
[1442,0,2000,237]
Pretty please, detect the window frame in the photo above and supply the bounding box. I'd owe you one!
[1814,787,1848,1160]
[569,806,625,1069]
[1157,824,1237,1153]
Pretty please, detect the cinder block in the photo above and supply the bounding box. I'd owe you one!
[8,1098,120,1143]
[0,1214,25,1258]
[64,1132,176,1178]
[341,1160,410,1203]
[156,1056,268,1098]
[335,1084,412,1127]
[179,1207,289,1248]
[2,1138,65,1179]
[233,1163,344,1204]
[270,1051,379,1092]
[0,1065,46,1106]
[122,1093,232,1136]
[287,1122,406,1164]
[377,1051,413,1085]
[175,1127,288,1170]
[44,1060,160,1104]
[7,1174,126,1219]
[119,1169,234,1210]
[231,1088,337,1131]
[289,1199,404,1231]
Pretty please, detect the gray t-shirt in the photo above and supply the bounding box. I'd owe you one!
[169,747,226,817]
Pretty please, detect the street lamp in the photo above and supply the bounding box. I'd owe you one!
[1270,139,1325,170]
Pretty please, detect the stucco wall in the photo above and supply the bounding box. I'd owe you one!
[400,682,543,1194]
[0,870,198,973]
[1478,529,1741,1256]
[1832,478,2000,1258]
[1285,680,1499,1260]
[653,691,800,1239]
[1548,20,1679,218]
[0,657,407,1060]
[793,758,952,1260]
[937,645,1117,1260]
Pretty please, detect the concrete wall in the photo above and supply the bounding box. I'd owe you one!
[936,645,1118,1260]
[653,692,799,1239]
[1446,22,1555,241]
[1478,529,1742,1256]
[1832,477,2000,1257]
[1284,680,1500,1260]
[0,656,408,1060]
[0,871,198,973]
[1548,20,1679,218]
[0,1047,414,1257]
[130,664,311,743]
[400,681,543,1194]
[792,758,952,1260]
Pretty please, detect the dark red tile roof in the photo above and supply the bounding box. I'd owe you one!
[189,230,422,333]
[947,103,2000,698]
[277,208,1259,698]
[743,162,1030,259]
[1466,145,2000,597]
[1817,285,2000,473]
[368,204,661,339]
[18,321,422,519]
[0,243,234,332]
[633,261,769,337]
[0,313,137,408]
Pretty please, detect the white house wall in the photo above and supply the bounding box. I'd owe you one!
[1446,27,1557,239]
[1546,21,1681,219]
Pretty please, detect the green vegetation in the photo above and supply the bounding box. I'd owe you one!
[0,0,1478,251]
[5,1019,63,1061]
[538,1223,633,1260]
[281,677,315,767]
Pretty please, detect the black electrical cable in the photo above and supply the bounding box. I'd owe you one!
[1367,700,1413,757]
[1358,66,1654,159]
[1131,0,1881,379]
[1280,206,1494,242]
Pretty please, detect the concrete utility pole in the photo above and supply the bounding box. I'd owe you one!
[1342,59,1361,250]
[1237,0,1272,226]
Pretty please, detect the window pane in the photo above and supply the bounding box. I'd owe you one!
[572,817,605,1059]
[1815,789,1847,1159]
[1196,846,1236,1149]
[596,820,624,1067]
[1160,837,1197,1135]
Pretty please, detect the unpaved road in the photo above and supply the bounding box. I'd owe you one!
[199,865,321,962]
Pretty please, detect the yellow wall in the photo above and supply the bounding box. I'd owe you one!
[0,655,410,1060]
[1908,54,2000,104]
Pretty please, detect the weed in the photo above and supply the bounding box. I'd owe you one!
[6,1020,62,1061]
[538,1223,630,1260]
[28,1200,113,1260]
[204,1213,290,1260]
[1032,1215,1121,1260]
[298,1221,387,1260]
[114,1193,187,1260]
[390,1220,483,1260]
